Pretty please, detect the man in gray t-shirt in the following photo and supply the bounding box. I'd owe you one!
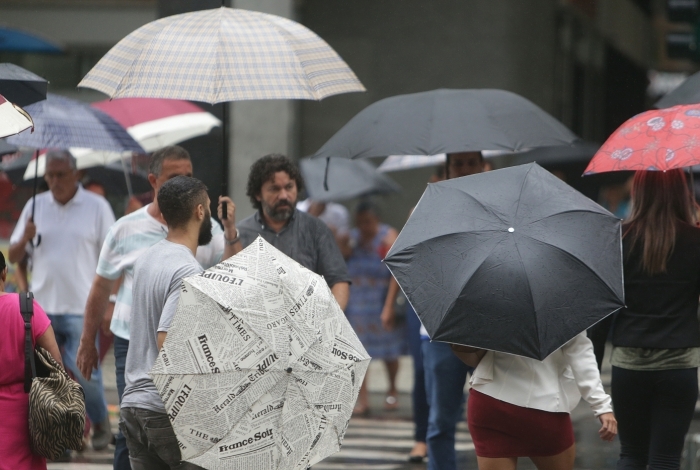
[120,176,235,470]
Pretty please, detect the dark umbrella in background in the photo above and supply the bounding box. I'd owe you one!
[655,70,700,108]
[385,163,624,360]
[0,63,48,107]
[0,139,18,157]
[313,89,578,161]
[300,157,400,202]
[504,141,600,166]
[0,26,63,54]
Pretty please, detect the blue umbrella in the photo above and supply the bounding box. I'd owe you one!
[6,94,144,153]
[0,26,63,54]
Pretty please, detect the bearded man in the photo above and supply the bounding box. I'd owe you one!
[237,154,350,309]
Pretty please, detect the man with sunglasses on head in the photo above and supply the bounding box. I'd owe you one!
[9,149,116,452]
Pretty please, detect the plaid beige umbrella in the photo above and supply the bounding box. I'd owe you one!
[78,7,365,103]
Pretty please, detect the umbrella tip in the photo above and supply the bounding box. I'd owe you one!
[286,367,292,373]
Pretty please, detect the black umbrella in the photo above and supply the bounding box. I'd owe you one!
[313,89,578,160]
[300,157,400,202]
[0,63,48,107]
[655,71,700,108]
[506,140,599,166]
[384,163,624,360]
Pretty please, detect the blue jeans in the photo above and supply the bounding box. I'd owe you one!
[422,340,472,470]
[114,336,131,470]
[48,314,108,424]
[406,306,429,443]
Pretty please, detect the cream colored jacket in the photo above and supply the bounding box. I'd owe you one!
[469,332,613,416]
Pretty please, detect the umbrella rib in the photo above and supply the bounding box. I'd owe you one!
[513,163,535,222]
[518,232,623,303]
[512,237,541,356]
[522,209,614,227]
[445,186,508,225]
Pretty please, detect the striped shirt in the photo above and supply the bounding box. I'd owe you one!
[96,204,224,340]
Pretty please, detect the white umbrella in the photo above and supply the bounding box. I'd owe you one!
[150,237,370,469]
[0,93,33,138]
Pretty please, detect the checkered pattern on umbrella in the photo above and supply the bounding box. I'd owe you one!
[6,94,144,152]
[78,7,365,103]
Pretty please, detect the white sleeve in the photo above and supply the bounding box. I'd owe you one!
[561,332,613,416]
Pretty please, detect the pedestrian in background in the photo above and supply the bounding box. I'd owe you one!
[420,151,485,470]
[120,176,229,470]
[77,146,238,470]
[238,154,350,309]
[611,169,700,470]
[8,150,115,451]
[451,333,616,470]
[342,201,403,414]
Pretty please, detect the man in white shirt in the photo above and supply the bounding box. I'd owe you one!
[9,150,116,451]
[76,146,239,470]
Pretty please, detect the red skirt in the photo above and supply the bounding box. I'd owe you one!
[468,389,574,458]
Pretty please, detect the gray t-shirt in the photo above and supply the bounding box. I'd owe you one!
[237,210,350,287]
[121,240,203,412]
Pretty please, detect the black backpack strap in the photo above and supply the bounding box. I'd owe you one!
[19,291,36,393]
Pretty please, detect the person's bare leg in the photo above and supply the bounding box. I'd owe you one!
[476,456,518,470]
[408,441,427,460]
[384,358,400,410]
[354,379,369,415]
[529,444,576,470]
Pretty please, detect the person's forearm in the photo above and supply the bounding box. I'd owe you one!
[223,240,242,261]
[16,257,28,292]
[383,277,400,311]
[80,275,115,346]
[8,240,28,264]
[331,282,350,311]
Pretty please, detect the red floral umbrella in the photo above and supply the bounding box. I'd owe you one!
[585,104,700,174]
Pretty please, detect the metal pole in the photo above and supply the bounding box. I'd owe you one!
[220,0,229,219]
[120,155,134,198]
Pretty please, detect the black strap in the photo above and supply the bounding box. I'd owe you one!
[19,291,36,393]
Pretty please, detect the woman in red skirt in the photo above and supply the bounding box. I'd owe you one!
[452,332,617,470]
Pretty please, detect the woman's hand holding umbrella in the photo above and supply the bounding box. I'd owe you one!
[450,344,486,368]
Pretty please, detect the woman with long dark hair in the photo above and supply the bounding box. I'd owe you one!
[612,169,700,470]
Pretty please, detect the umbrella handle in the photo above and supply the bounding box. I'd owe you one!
[323,157,330,191]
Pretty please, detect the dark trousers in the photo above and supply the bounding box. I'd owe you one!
[114,336,131,470]
[406,305,429,442]
[120,407,204,470]
[612,366,698,470]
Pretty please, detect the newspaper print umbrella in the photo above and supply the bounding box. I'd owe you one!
[0,93,33,138]
[150,237,370,469]
[584,104,700,174]
[78,7,364,102]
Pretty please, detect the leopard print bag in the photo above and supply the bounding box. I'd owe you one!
[20,292,86,460]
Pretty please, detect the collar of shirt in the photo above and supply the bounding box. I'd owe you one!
[254,209,297,234]
[48,184,85,208]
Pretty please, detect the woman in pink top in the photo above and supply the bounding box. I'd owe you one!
[0,252,62,470]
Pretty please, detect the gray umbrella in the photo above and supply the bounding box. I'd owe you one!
[506,141,600,166]
[0,63,48,107]
[0,139,18,156]
[300,157,400,202]
[313,89,578,160]
[384,163,624,360]
[655,71,700,108]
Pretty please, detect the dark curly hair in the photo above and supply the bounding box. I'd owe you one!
[157,176,208,229]
[246,154,304,211]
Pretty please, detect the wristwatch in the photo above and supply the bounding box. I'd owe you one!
[108,294,117,303]
[224,229,240,246]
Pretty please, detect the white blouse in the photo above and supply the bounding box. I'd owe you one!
[469,332,613,416]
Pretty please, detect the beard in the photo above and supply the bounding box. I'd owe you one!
[262,199,294,222]
[198,214,213,246]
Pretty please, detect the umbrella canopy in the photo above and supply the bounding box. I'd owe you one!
[385,163,624,360]
[0,63,48,107]
[6,94,144,153]
[0,26,63,54]
[0,93,33,138]
[313,89,578,160]
[300,157,400,202]
[78,7,365,103]
[655,71,700,108]
[91,98,221,151]
[507,141,599,166]
[377,154,447,172]
[22,147,130,180]
[150,237,370,469]
[0,139,18,156]
[584,104,700,174]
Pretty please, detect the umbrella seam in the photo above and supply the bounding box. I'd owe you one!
[512,236,541,357]
[513,164,535,222]
[522,208,617,227]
